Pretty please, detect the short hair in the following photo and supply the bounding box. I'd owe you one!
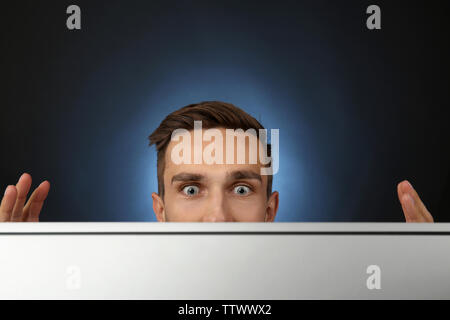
[148,101,273,198]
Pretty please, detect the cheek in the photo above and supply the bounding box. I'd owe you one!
[165,196,208,220]
[228,196,266,220]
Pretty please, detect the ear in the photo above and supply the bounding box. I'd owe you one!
[265,191,279,222]
[152,192,166,222]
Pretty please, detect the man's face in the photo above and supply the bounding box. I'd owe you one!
[151,128,279,222]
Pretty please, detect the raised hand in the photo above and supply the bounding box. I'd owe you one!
[397,180,434,223]
[0,173,50,222]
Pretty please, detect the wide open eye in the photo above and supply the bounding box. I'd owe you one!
[182,185,200,196]
[233,185,251,196]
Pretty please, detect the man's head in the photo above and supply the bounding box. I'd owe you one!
[149,101,279,222]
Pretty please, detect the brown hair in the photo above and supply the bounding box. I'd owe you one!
[148,101,272,198]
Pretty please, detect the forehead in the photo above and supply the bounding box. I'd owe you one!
[164,127,267,179]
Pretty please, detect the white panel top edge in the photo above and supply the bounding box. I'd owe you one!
[0,222,450,233]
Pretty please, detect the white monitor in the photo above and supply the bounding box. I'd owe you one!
[1,222,450,299]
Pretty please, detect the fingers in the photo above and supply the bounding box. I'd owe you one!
[1,174,50,223]
[22,181,50,222]
[10,173,32,221]
[397,180,434,223]
[0,185,18,222]
[399,192,426,222]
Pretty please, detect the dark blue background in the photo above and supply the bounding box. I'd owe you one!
[1,1,449,221]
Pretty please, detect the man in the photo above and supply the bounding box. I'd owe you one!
[0,101,435,222]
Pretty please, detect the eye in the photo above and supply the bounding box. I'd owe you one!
[233,185,251,196]
[182,185,200,196]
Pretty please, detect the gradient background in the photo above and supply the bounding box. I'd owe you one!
[1,0,449,221]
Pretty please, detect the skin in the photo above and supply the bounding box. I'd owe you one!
[0,129,434,223]
[0,173,50,222]
[152,128,279,222]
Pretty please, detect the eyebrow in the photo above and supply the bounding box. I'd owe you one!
[171,173,205,184]
[228,170,262,182]
[170,170,262,184]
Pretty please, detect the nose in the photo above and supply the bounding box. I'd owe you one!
[201,190,232,222]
